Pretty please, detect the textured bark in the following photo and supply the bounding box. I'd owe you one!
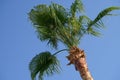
[67,46,93,80]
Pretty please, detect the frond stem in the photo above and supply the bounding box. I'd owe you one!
[53,49,69,56]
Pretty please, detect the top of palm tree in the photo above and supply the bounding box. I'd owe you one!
[28,0,120,80]
[29,0,120,49]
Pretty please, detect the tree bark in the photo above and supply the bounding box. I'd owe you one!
[67,46,93,80]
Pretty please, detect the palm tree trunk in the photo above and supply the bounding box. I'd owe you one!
[67,46,93,80]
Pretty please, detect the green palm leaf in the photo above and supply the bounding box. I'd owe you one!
[29,1,120,46]
[29,52,60,80]
[29,4,58,48]
[28,3,68,49]
[70,0,84,17]
[88,6,120,28]
[77,15,92,38]
[87,6,120,36]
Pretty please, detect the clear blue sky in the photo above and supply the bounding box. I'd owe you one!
[0,0,120,80]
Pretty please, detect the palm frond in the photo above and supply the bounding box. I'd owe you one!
[28,3,68,49]
[51,3,68,25]
[88,6,120,28]
[29,52,60,80]
[28,1,85,48]
[87,6,120,36]
[37,26,59,48]
[70,0,84,17]
[77,15,92,38]
[79,15,93,26]
[29,5,50,26]
[87,27,101,36]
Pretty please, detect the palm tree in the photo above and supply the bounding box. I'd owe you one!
[28,0,120,80]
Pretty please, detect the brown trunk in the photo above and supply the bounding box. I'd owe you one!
[67,46,93,80]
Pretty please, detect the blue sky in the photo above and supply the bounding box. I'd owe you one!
[0,0,120,80]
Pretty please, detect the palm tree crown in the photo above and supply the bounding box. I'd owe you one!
[28,0,120,80]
